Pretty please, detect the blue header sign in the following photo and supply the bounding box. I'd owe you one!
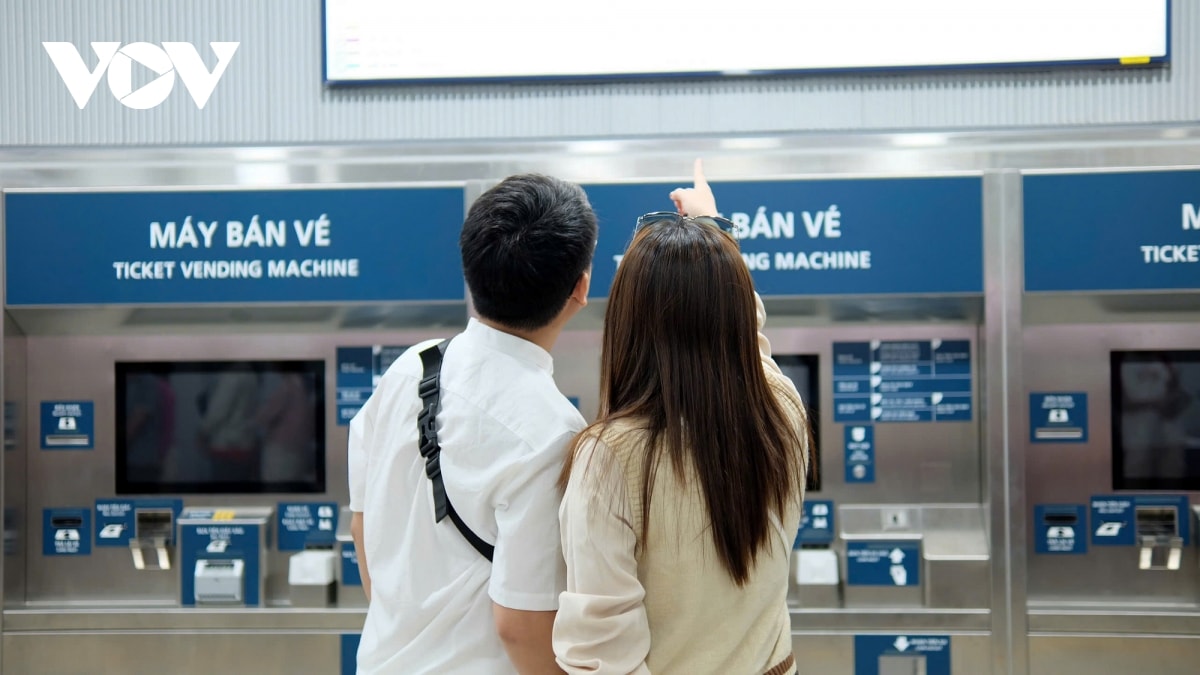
[95,498,183,547]
[5,187,466,305]
[277,502,338,551]
[43,508,91,556]
[1034,504,1087,555]
[855,635,951,675]
[583,177,982,298]
[846,540,920,587]
[1030,392,1088,443]
[833,340,972,423]
[1090,494,1191,547]
[336,345,410,426]
[39,401,94,449]
[1025,171,1200,292]
[795,500,835,547]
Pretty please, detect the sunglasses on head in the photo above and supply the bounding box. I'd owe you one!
[634,211,738,238]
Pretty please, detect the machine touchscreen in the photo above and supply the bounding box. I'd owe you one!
[775,354,821,492]
[116,360,327,494]
[1111,350,1200,491]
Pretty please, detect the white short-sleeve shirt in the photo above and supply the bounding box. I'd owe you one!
[349,318,585,674]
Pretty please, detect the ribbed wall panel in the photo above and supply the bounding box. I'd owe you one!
[2,0,1198,147]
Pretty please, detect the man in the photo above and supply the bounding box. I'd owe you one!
[349,174,597,674]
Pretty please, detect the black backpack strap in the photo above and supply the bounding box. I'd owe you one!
[417,338,495,562]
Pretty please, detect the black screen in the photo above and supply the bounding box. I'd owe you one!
[1111,350,1200,491]
[775,354,821,492]
[116,360,326,494]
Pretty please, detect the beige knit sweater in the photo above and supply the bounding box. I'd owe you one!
[555,299,809,675]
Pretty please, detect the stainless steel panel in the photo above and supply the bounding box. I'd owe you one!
[927,558,990,610]
[2,632,343,675]
[764,325,982,507]
[1,0,1198,145]
[988,170,1028,675]
[1028,610,1200,635]
[1029,635,1200,675]
[17,330,446,606]
[13,324,980,605]
[4,314,27,610]
[3,607,365,631]
[1023,323,1200,608]
[4,127,1200,193]
[837,505,990,610]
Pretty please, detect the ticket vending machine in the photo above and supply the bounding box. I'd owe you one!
[1021,168,1200,675]
[572,174,998,673]
[0,184,471,673]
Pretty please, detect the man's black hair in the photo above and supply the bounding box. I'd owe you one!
[460,174,598,330]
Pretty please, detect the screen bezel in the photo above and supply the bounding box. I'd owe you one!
[1110,349,1200,492]
[115,360,327,495]
[775,354,822,493]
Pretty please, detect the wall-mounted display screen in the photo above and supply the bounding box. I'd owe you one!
[1111,351,1200,491]
[776,355,821,492]
[116,361,326,495]
[324,0,1169,84]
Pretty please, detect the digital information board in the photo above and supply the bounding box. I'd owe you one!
[325,0,1168,84]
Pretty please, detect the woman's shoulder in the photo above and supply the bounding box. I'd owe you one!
[577,418,651,465]
[580,417,648,445]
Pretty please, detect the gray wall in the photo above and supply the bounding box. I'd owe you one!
[0,0,1197,147]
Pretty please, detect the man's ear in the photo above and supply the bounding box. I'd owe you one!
[570,269,591,308]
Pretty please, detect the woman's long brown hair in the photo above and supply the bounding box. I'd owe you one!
[563,217,808,586]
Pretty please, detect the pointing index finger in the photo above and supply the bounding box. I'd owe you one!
[693,158,707,189]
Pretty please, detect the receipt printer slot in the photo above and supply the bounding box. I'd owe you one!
[130,508,174,571]
[50,516,82,529]
[879,654,927,675]
[1042,510,1078,539]
[1136,507,1182,571]
[135,509,173,540]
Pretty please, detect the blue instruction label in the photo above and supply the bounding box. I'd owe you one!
[39,401,94,450]
[1030,393,1088,443]
[855,635,951,675]
[846,541,920,587]
[277,502,338,551]
[1034,504,1087,554]
[342,542,363,587]
[844,425,875,483]
[341,633,362,675]
[43,508,91,556]
[336,345,411,425]
[833,341,971,423]
[179,522,262,606]
[95,498,183,547]
[795,500,835,547]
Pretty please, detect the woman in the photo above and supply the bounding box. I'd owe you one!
[554,161,812,674]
